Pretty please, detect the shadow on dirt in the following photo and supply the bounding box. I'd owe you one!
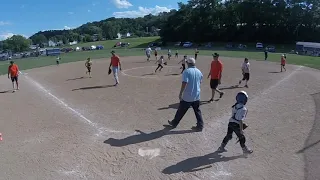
[158,101,210,110]
[66,77,88,81]
[296,92,320,180]
[72,85,115,91]
[268,71,281,73]
[0,90,10,93]
[220,85,242,90]
[162,151,245,174]
[104,125,194,147]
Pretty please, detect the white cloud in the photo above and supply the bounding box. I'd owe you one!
[111,0,133,9]
[0,33,28,40]
[68,12,74,15]
[0,32,14,40]
[113,5,172,18]
[0,21,11,26]
[64,26,76,30]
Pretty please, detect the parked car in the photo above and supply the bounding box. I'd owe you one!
[149,42,163,47]
[174,42,181,46]
[120,42,130,47]
[266,45,276,52]
[238,44,247,49]
[96,45,104,50]
[225,43,235,49]
[256,42,264,49]
[183,42,193,48]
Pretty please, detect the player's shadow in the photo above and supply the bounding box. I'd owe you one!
[158,101,210,110]
[165,73,181,76]
[66,77,87,81]
[268,71,281,73]
[141,73,156,76]
[72,85,115,91]
[104,125,194,147]
[162,151,245,174]
[220,85,242,90]
[296,139,320,154]
[0,90,10,93]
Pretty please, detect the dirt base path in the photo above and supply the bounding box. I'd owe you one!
[0,56,319,180]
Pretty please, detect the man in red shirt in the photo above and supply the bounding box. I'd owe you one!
[8,61,19,92]
[207,53,224,102]
[109,50,122,86]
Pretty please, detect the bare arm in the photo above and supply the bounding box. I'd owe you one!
[179,82,187,100]
[239,121,244,134]
[119,60,122,70]
[7,67,10,78]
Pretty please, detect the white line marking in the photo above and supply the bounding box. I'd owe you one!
[121,66,181,79]
[23,75,127,135]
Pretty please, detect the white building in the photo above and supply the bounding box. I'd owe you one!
[69,41,78,45]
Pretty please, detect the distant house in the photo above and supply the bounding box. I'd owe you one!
[126,33,131,37]
[48,40,63,47]
[48,40,57,47]
[69,41,78,45]
[29,45,38,50]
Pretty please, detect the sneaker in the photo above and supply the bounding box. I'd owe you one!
[168,120,177,128]
[242,147,253,154]
[219,92,224,98]
[238,80,241,85]
[191,126,203,132]
[217,146,227,153]
[244,85,248,88]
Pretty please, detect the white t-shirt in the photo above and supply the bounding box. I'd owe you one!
[229,103,248,124]
[158,58,163,64]
[242,62,250,73]
[146,48,152,55]
[168,50,171,54]
[181,58,187,64]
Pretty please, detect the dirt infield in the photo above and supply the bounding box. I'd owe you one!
[0,55,320,180]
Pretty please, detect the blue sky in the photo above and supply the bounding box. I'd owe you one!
[0,0,187,40]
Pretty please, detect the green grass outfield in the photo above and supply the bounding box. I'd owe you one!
[0,38,319,75]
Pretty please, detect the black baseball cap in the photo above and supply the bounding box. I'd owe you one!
[111,50,115,54]
[213,53,219,57]
[10,61,14,64]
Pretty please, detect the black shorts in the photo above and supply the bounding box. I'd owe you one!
[87,66,91,72]
[146,54,151,58]
[210,79,219,89]
[242,73,250,81]
[175,53,178,56]
[11,76,18,82]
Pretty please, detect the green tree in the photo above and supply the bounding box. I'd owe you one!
[4,35,31,52]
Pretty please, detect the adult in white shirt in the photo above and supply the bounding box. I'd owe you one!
[238,58,250,88]
[145,47,152,61]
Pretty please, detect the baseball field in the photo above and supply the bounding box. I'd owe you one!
[0,39,320,180]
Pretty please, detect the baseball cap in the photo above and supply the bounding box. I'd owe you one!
[10,61,14,64]
[187,57,196,64]
[111,50,115,54]
[213,53,219,57]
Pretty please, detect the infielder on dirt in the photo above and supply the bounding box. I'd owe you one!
[109,51,122,86]
[8,61,19,92]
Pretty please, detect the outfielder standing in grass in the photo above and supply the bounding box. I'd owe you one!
[217,91,253,154]
[8,61,19,92]
[281,54,286,72]
[238,58,250,88]
[109,51,122,86]
[195,48,199,60]
[207,53,224,102]
[85,58,92,78]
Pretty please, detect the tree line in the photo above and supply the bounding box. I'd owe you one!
[1,0,319,53]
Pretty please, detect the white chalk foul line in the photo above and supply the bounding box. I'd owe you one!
[23,75,126,135]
